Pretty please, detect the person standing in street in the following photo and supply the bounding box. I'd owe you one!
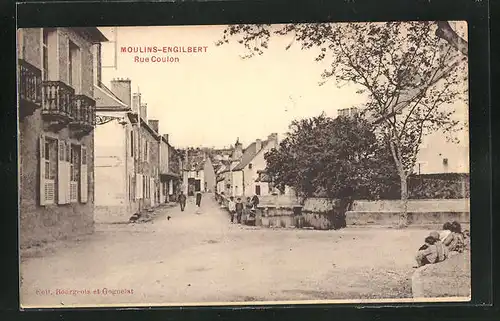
[251,194,260,209]
[235,197,244,224]
[228,196,236,223]
[178,191,187,212]
[195,191,202,214]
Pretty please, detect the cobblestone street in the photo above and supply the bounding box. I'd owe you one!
[21,194,437,307]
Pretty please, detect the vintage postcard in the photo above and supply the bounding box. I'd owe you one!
[18,22,470,308]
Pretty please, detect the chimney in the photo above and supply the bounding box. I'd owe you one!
[140,103,148,121]
[233,138,243,160]
[255,139,262,151]
[110,78,132,108]
[162,134,169,143]
[267,133,278,149]
[148,119,159,133]
[132,92,141,114]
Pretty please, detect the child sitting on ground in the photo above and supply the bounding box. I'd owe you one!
[444,221,466,254]
[415,231,448,267]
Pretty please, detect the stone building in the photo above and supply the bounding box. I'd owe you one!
[159,134,182,203]
[134,94,161,210]
[17,27,108,247]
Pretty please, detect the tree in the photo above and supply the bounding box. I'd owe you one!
[264,113,399,205]
[218,21,467,227]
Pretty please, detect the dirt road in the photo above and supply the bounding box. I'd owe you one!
[20,194,433,307]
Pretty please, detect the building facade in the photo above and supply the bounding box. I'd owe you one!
[135,98,161,210]
[159,134,182,203]
[18,27,107,247]
[93,78,139,223]
[182,148,217,196]
[230,133,279,197]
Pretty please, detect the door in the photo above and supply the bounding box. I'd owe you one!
[187,178,195,196]
[195,179,201,192]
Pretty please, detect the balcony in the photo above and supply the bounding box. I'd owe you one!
[18,59,42,119]
[69,94,96,138]
[42,81,75,132]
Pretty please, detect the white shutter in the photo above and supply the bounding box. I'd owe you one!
[57,140,65,204]
[66,141,71,203]
[39,135,46,206]
[136,174,143,199]
[80,145,88,203]
[150,178,155,206]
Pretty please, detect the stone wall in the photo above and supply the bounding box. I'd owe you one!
[214,193,471,230]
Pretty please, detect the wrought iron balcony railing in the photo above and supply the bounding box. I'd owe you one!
[42,81,75,123]
[18,59,42,118]
[70,94,96,136]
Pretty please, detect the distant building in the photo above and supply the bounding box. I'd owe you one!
[414,132,469,175]
[182,149,217,196]
[159,134,182,203]
[221,133,285,197]
[337,107,359,118]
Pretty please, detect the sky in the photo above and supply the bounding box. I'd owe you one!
[97,23,468,149]
[98,25,368,149]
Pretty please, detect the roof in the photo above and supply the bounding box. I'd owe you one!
[94,84,128,110]
[232,139,269,171]
[75,27,108,43]
[255,172,272,182]
[140,118,159,139]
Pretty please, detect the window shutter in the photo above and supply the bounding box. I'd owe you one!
[80,145,88,203]
[66,142,71,203]
[135,174,139,200]
[136,174,143,199]
[57,139,66,204]
[39,135,46,206]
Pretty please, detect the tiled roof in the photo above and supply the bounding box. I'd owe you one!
[94,84,128,110]
[255,171,272,182]
[232,139,269,171]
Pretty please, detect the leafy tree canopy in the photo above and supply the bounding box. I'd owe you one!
[264,114,399,202]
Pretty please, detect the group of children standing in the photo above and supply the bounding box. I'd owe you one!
[415,221,469,268]
[227,195,260,225]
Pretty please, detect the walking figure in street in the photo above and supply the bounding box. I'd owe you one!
[235,197,244,224]
[228,196,236,223]
[195,191,203,214]
[178,191,187,212]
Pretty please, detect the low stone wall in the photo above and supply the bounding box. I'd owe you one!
[214,193,471,229]
[412,251,471,298]
[352,199,470,213]
[346,211,470,227]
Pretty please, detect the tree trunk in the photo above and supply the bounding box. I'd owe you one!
[399,174,409,228]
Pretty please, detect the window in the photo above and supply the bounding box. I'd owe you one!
[68,40,81,91]
[39,136,57,205]
[42,29,52,81]
[443,158,449,165]
[94,43,102,84]
[80,145,88,203]
[248,163,253,170]
[70,145,80,202]
[44,138,56,204]
[255,185,261,196]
